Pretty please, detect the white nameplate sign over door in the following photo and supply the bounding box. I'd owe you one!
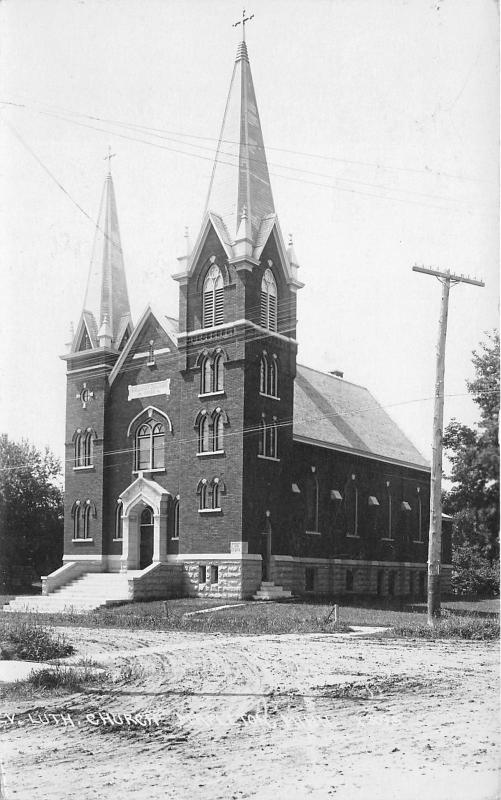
[128,379,171,401]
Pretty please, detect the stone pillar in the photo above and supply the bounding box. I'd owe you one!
[121,513,139,570]
[152,512,168,563]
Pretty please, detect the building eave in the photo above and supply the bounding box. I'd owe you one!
[293,433,431,473]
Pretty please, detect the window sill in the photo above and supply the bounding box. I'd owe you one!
[170,536,180,541]
[380,537,395,542]
[198,390,225,399]
[305,530,321,536]
[346,534,360,539]
[132,468,166,475]
[73,466,94,472]
[72,538,94,543]
[198,508,222,514]
[259,392,280,401]
[413,540,425,544]
[257,455,280,462]
[112,538,123,542]
[196,450,225,457]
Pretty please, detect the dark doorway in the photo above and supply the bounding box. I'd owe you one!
[140,506,154,569]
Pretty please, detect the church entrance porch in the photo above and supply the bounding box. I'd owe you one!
[118,474,170,571]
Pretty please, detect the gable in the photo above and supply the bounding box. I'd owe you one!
[108,306,178,386]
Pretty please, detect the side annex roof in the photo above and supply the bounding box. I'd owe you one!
[293,364,430,471]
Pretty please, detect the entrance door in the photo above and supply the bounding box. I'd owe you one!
[139,506,154,569]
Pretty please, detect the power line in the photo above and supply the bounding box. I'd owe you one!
[0,389,493,473]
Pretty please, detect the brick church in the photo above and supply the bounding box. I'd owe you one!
[41,35,451,606]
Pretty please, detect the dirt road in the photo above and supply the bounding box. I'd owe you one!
[0,627,498,800]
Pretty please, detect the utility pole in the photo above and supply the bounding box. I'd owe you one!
[412,266,484,625]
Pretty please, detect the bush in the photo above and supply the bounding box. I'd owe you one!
[26,664,103,691]
[1,622,74,660]
[452,546,500,596]
[392,615,499,640]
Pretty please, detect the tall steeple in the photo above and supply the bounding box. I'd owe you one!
[204,37,275,244]
[71,164,132,352]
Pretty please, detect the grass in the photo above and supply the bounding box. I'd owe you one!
[0,596,498,638]
[390,615,499,640]
[0,620,75,661]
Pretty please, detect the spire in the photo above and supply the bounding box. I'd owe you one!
[74,168,132,351]
[204,37,275,244]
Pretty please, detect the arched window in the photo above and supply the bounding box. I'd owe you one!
[416,487,423,542]
[136,424,151,470]
[152,423,165,469]
[72,501,81,538]
[172,496,180,539]
[269,357,278,397]
[82,500,91,539]
[345,474,359,537]
[212,479,220,510]
[135,421,165,471]
[260,354,268,394]
[83,430,94,466]
[306,468,319,532]
[269,417,278,458]
[141,506,153,526]
[213,353,224,392]
[260,268,278,331]
[74,431,83,467]
[259,418,266,456]
[115,501,123,540]
[203,264,224,327]
[213,411,224,452]
[200,356,212,394]
[198,414,210,453]
[198,479,209,510]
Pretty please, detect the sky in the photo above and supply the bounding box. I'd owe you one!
[0,0,499,473]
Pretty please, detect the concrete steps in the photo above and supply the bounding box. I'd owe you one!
[3,573,131,614]
[252,581,293,601]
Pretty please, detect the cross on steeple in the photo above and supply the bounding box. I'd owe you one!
[104,146,116,174]
[233,8,254,41]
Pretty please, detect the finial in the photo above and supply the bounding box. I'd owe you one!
[232,8,254,42]
[241,204,248,220]
[69,320,75,338]
[288,233,293,247]
[104,146,116,175]
[184,226,191,257]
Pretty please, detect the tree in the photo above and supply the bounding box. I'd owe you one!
[0,435,63,591]
[443,330,499,594]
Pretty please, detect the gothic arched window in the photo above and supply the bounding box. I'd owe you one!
[135,421,165,471]
[83,430,94,467]
[200,356,212,394]
[74,431,83,468]
[198,479,209,510]
[260,354,268,394]
[114,501,123,540]
[198,414,210,453]
[72,501,81,539]
[212,479,220,510]
[82,501,91,539]
[213,411,224,452]
[172,496,180,539]
[305,469,319,532]
[203,264,224,328]
[213,353,224,392]
[260,268,277,331]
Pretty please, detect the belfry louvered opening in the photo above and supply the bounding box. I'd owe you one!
[203,264,224,327]
[260,267,277,331]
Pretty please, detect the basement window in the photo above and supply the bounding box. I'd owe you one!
[210,565,219,584]
[305,567,315,592]
[198,565,207,584]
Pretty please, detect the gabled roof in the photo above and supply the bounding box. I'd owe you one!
[293,364,429,471]
[108,304,178,386]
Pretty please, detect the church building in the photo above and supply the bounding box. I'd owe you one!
[43,35,451,605]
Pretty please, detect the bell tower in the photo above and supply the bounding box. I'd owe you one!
[173,29,303,587]
[61,162,132,568]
